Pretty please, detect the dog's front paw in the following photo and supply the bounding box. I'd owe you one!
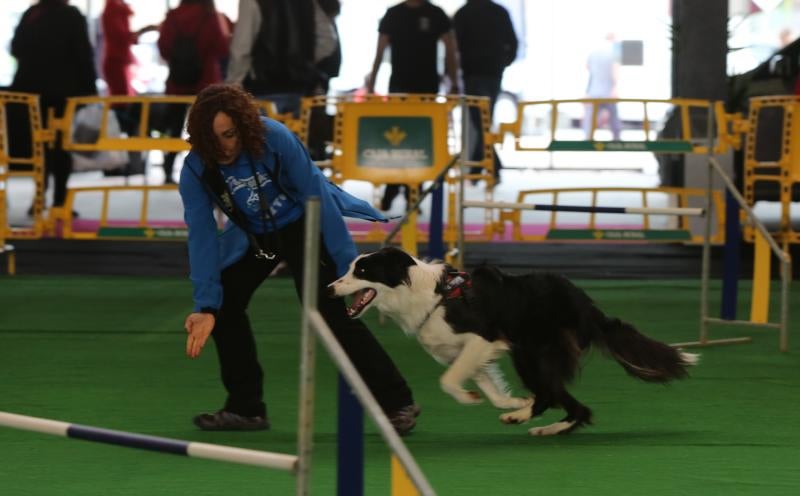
[498,396,533,410]
[499,400,534,424]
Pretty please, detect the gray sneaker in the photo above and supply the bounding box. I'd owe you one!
[193,410,270,431]
[388,404,421,436]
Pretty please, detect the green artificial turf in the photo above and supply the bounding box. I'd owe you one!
[0,276,798,495]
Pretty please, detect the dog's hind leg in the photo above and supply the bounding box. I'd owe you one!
[528,390,593,436]
[440,335,504,405]
[474,363,532,410]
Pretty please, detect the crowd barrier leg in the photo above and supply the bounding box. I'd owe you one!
[750,230,771,324]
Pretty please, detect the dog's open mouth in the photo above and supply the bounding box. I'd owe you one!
[346,288,377,318]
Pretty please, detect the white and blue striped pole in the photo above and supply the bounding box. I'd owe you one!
[0,411,298,471]
[462,200,704,217]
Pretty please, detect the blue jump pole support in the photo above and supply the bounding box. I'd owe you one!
[428,179,445,260]
[721,189,741,320]
[337,373,364,496]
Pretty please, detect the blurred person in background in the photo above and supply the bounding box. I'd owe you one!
[157,0,230,184]
[454,0,517,184]
[100,0,157,177]
[225,0,341,116]
[583,32,621,141]
[101,0,157,97]
[10,0,97,215]
[365,0,459,211]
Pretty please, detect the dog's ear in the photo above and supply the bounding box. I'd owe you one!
[387,251,416,287]
[367,247,416,287]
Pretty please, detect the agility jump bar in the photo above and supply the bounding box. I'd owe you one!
[462,200,704,217]
[0,411,297,472]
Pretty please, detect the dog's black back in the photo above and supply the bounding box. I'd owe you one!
[443,265,596,349]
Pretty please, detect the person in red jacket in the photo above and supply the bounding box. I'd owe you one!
[101,0,156,96]
[101,1,156,178]
[157,0,230,184]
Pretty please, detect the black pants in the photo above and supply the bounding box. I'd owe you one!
[111,104,144,176]
[5,93,72,207]
[41,97,72,206]
[380,184,410,211]
[161,103,190,183]
[464,74,503,179]
[380,83,438,211]
[212,217,414,417]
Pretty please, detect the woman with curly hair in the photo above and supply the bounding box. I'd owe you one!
[179,84,419,435]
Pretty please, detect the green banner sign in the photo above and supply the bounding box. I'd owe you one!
[546,229,692,241]
[97,227,188,239]
[357,116,434,168]
[547,140,694,152]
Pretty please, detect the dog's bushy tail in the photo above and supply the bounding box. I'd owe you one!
[593,309,699,383]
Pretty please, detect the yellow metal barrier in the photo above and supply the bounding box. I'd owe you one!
[56,184,182,240]
[322,94,493,249]
[750,229,771,324]
[497,97,720,154]
[4,93,495,250]
[35,95,285,230]
[484,187,725,243]
[0,91,47,240]
[53,95,282,153]
[741,95,800,245]
[329,93,493,185]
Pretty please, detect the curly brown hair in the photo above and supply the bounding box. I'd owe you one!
[186,84,266,168]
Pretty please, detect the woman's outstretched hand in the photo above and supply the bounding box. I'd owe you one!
[185,312,216,358]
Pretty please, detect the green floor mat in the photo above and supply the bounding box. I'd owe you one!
[0,276,798,495]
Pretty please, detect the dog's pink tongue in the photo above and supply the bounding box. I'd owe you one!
[346,289,366,317]
[346,288,375,318]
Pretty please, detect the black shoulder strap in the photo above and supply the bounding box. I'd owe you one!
[190,164,276,260]
[201,166,250,231]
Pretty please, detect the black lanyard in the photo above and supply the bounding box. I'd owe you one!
[247,157,282,260]
[194,156,283,262]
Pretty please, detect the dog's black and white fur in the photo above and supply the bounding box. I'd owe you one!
[329,246,698,436]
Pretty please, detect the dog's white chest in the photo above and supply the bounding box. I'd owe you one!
[416,315,467,365]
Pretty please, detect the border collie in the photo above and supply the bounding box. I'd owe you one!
[329,247,698,436]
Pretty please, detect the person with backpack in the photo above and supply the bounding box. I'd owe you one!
[157,0,230,184]
[179,84,419,435]
[225,0,341,116]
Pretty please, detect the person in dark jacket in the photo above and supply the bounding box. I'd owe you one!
[226,0,341,115]
[10,0,97,211]
[454,0,517,183]
[180,84,419,435]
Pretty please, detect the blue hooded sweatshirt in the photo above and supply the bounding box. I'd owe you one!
[179,117,386,312]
